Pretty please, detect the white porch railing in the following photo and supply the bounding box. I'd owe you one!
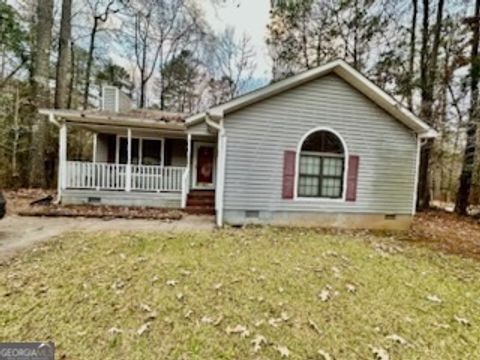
[65,161,185,192]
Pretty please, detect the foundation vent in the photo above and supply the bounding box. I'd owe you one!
[246,210,260,219]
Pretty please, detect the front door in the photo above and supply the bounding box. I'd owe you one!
[193,143,215,189]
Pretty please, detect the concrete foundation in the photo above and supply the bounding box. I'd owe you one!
[62,190,182,208]
[223,210,413,230]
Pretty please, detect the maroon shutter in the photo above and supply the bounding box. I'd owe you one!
[346,155,360,201]
[282,150,296,199]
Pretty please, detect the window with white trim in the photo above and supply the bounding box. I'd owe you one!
[297,130,345,198]
[118,137,163,166]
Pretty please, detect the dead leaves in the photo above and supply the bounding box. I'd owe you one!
[251,334,267,353]
[308,319,322,335]
[318,288,331,302]
[386,334,408,346]
[454,315,471,326]
[107,327,123,335]
[426,294,442,304]
[346,283,357,293]
[225,324,250,338]
[136,322,150,336]
[371,346,389,360]
[317,349,333,360]
[276,345,290,358]
[166,279,177,287]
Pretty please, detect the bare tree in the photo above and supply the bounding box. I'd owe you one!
[417,0,445,210]
[132,0,163,108]
[213,27,256,100]
[129,0,206,108]
[55,0,72,109]
[83,0,123,109]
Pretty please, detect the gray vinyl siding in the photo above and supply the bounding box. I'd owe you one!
[223,74,417,215]
[187,121,210,136]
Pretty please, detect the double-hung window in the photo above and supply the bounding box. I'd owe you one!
[297,130,345,199]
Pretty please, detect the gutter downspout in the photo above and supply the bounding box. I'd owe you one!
[206,113,226,227]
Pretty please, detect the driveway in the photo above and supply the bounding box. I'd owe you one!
[0,214,215,260]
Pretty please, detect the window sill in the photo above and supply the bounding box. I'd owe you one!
[294,196,346,202]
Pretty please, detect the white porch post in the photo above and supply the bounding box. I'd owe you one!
[187,133,191,188]
[216,124,226,227]
[58,120,67,200]
[125,128,132,191]
[92,133,97,163]
[181,133,192,208]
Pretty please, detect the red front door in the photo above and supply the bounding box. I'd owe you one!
[196,146,214,185]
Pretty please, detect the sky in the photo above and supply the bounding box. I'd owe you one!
[203,0,272,80]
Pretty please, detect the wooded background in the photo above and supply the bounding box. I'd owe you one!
[0,0,479,215]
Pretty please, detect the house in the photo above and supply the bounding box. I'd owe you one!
[40,60,437,230]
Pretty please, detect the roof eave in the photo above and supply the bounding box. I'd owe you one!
[39,109,186,132]
[183,60,437,137]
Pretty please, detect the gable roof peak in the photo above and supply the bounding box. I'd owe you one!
[187,60,437,138]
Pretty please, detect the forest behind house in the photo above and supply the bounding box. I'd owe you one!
[0,0,479,215]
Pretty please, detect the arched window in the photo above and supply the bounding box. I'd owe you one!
[297,130,345,198]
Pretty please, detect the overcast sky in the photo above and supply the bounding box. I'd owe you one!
[203,0,272,80]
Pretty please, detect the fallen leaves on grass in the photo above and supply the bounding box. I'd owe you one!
[386,334,408,346]
[317,349,333,360]
[225,324,250,338]
[318,288,331,302]
[137,322,150,336]
[251,334,267,353]
[426,294,442,304]
[308,319,322,335]
[454,315,471,326]
[276,345,290,358]
[371,346,389,360]
[166,279,177,287]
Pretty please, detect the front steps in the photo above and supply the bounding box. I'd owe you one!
[185,190,215,215]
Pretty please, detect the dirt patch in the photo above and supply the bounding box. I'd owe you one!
[403,210,480,260]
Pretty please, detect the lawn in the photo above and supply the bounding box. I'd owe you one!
[1,227,479,359]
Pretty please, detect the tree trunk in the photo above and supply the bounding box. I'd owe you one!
[455,0,480,215]
[83,19,98,109]
[417,0,444,210]
[407,0,417,110]
[416,0,431,210]
[67,41,75,109]
[54,0,72,109]
[29,0,54,188]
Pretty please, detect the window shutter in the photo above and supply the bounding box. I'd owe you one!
[282,150,296,199]
[346,155,360,201]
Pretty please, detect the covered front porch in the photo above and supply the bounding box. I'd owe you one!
[41,109,218,210]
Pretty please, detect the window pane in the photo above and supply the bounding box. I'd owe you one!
[321,178,342,198]
[119,138,139,164]
[142,139,162,165]
[323,158,343,176]
[301,131,344,154]
[300,156,321,175]
[298,176,319,196]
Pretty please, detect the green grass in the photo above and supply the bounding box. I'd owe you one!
[1,227,480,359]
